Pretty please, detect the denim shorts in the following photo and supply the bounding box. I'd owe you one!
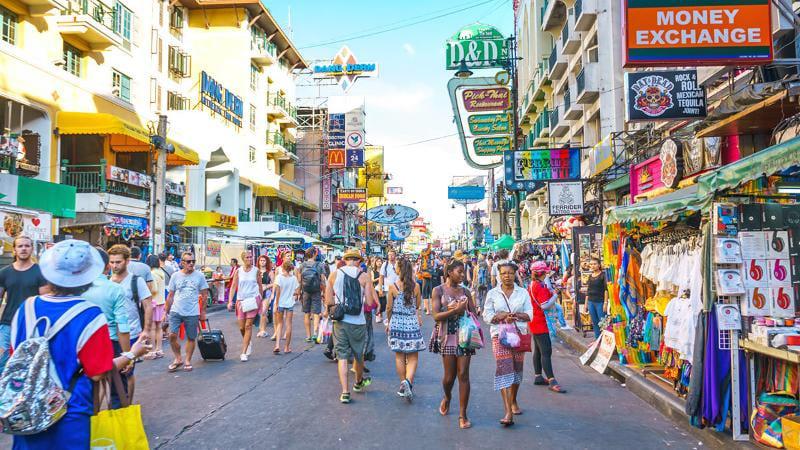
[168,313,200,340]
[0,324,11,374]
[278,306,294,313]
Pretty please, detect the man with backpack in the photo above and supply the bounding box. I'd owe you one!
[324,248,376,404]
[108,244,152,402]
[298,247,326,343]
[472,253,491,314]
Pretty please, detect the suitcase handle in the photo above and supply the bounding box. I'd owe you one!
[200,319,211,332]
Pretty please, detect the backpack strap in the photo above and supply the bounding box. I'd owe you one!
[24,297,48,339]
[46,301,93,339]
[130,274,140,304]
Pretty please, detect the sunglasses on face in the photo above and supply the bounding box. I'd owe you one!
[183,260,196,264]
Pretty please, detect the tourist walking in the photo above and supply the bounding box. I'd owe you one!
[529,261,566,393]
[228,251,263,361]
[166,251,209,372]
[581,257,608,338]
[378,250,400,322]
[430,259,476,429]
[483,261,533,426]
[273,259,299,354]
[256,254,275,337]
[386,257,425,400]
[324,248,376,404]
[0,235,48,374]
[128,246,157,298]
[146,254,167,359]
[299,247,326,343]
[472,254,491,315]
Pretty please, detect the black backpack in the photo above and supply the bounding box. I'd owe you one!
[130,274,145,328]
[301,262,321,294]
[339,269,363,316]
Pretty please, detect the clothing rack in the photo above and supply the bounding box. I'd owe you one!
[639,228,701,245]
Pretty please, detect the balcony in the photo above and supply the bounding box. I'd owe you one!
[166,193,184,208]
[563,88,583,120]
[573,0,597,32]
[561,23,581,55]
[17,0,67,16]
[575,65,600,104]
[541,0,567,32]
[266,131,297,158]
[238,208,251,222]
[548,46,568,81]
[549,107,570,137]
[57,0,122,50]
[62,160,150,201]
[251,38,277,66]
[266,92,298,126]
[253,211,318,234]
[533,108,550,146]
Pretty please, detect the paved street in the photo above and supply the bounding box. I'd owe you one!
[109,307,709,449]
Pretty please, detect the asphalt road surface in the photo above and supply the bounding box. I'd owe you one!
[2,306,710,449]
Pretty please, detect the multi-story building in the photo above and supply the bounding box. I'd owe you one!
[515,0,626,238]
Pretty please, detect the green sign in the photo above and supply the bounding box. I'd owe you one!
[446,23,508,69]
[468,113,510,135]
[473,137,510,156]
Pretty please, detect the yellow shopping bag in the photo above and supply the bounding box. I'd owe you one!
[90,368,149,450]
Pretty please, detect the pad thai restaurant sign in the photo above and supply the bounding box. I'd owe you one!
[624,0,773,67]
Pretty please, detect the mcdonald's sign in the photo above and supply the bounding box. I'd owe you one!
[328,149,345,168]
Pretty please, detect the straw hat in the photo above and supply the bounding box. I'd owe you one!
[453,250,467,262]
[342,248,363,261]
[39,239,104,287]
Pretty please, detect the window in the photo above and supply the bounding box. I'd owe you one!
[168,46,191,78]
[250,64,258,91]
[114,2,132,41]
[0,6,16,45]
[63,43,82,77]
[249,146,256,164]
[167,91,190,111]
[169,6,184,30]
[112,70,131,102]
[249,104,256,131]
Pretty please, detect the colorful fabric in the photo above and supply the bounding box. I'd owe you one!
[492,335,524,390]
[388,292,425,353]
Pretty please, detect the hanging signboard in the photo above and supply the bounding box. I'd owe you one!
[312,46,379,92]
[327,113,345,169]
[468,113,511,135]
[548,181,585,216]
[337,188,367,203]
[462,88,511,112]
[0,210,52,242]
[474,137,511,156]
[106,165,151,188]
[625,70,707,121]
[448,77,510,169]
[623,0,773,67]
[366,204,419,225]
[322,177,332,211]
[659,139,683,189]
[345,149,364,168]
[386,186,403,195]
[504,148,581,190]
[104,214,150,241]
[390,223,412,240]
[445,23,509,69]
[447,185,485,201]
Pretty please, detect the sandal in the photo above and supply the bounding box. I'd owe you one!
[533,375,548,385]
[500,417,515,427]
[143,352,158,360]
[270,335,277,341]
[512,406,523,415]
[183,364,193,372]
[273,348,281,354]
[459,417,472,429]
[340,392,351,404]
[439,397,450,416]
[167,361,184,372]
[548,378,567,393]
[256,331,268,338]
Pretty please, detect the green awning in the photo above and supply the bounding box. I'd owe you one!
[605,184,710,224]
[697,135,800,197]
[490,234,515,250]
[0,174,76,218]
[604,174,630,192]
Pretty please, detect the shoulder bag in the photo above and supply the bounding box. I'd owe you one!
[500,290,532,353]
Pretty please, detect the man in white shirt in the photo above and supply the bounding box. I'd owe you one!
[377,250,399,322]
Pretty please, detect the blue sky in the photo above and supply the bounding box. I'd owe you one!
[266,0,513,237]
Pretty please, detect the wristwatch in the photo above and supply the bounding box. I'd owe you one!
[121,351,137,361]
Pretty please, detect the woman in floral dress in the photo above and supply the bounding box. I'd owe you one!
[386,257,425,401]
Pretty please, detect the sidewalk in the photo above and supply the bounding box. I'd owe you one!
[556,328,755,449]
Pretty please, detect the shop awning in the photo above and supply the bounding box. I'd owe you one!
[264,230,322,246]
[56,112,200,166]
[255,185,318,212]
[59,212,112,228]
[605,184,709,224]
[697,135,800,198]
[183,211,238,230]
[603,174,630,193]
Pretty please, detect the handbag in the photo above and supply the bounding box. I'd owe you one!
[499,291,532,353]
[91,368,149,450]
[239,297,258,313]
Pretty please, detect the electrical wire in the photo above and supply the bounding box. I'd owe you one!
[298,0,499,49]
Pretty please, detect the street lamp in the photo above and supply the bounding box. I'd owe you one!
[454,59,473,79]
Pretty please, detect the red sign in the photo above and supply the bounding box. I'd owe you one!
[328,149,345,168]
[461,87,510,112]
[630,155,665,202]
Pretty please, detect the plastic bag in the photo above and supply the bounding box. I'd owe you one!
[458,312,484,350]
[316,317,333,344]
[498,323,521,348]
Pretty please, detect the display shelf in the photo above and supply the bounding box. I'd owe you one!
[740,339,800,364]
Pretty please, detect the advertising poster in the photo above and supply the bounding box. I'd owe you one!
[106,165,151,188]
[589,330,617,374]
[0,210,52,242]
[572,226,603,306]
[624,0,773,67]
[625,70,707,121]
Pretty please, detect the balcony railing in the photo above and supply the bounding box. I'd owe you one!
[267,92,298,121]
[574,0,582,20]
[548,47,557,75]
[549,107,559,130]
[540,0,550,24]
[253,211,318,233]
[564,89,571,112]
[238,208,250,222]
[577,69,585,95]
[166,193,184,208]
[561,25,569,47]
[61,159,149,201]
[266,131,297,154]
[64,0,117,33]
[534,108,550,138]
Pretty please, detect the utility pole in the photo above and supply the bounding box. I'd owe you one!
[151,115,168,254]
[509,35,522,241]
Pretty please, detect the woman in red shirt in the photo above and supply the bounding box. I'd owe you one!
[528,261,566,393]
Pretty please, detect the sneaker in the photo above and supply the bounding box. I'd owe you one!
[304,337,313,343]
[311,335,317,344]
[246,343,253,356]
[240,354,248,362]
[397,381,407,397]
[323,350,334,360]
[404,380,414,402]
[353,377,372,393]
[340,392,351,404]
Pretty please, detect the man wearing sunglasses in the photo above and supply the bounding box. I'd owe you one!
[165,251,209,372]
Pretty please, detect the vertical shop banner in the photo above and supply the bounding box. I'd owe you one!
[624,0,773,67]
[504,148,581,190]
[626,70,707,121]
[327,113,345,169]
[322,176,332,211]
[548,181,584,216]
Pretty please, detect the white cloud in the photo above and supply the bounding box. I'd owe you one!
[402,43,416,57]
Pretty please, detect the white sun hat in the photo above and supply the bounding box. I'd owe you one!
[39,239,104,288]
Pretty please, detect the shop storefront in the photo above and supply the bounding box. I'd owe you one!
[601,135,800,445]
[61,212,151,251]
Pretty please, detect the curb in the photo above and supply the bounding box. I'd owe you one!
[556,328,754,450]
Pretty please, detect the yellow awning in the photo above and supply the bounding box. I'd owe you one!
[57,112,200,166]
[255,185,318,212]
[182,211,238,229]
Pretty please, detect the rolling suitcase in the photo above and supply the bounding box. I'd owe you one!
[198,319,227,361]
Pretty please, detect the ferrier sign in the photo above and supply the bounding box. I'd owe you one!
[626,70,707,121]
[624,0,773,67]
[548,181,584,216]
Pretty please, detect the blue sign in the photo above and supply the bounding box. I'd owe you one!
[200,71,243,127]
[346,149,364,168]
[484,228,494,244]
[447,185,485,201]
[366,204,419,225]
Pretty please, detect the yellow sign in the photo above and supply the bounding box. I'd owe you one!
[358,145,385,197]
[183,211,238,230]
